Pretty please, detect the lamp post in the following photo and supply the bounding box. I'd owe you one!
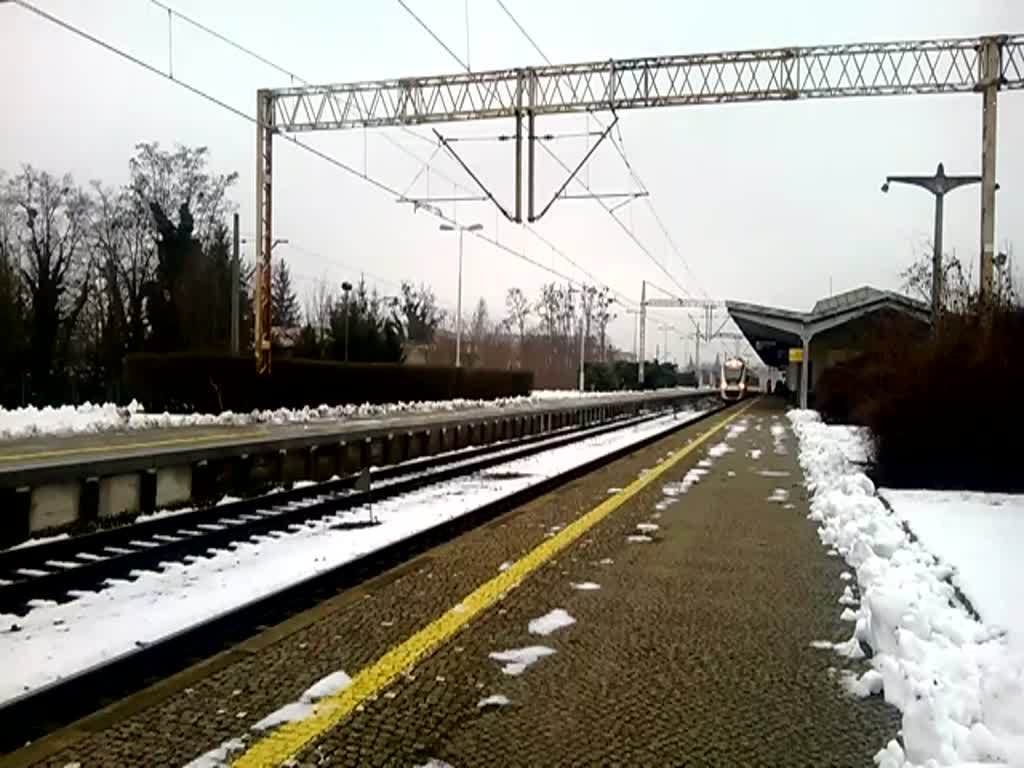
[341,281,353,362]
[439,222,483,367]
[882,163,983,330]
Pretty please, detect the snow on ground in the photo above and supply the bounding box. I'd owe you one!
[708,440,732,458]
[0,409,707,704]
[0,388,703,441]
[789,409,1024,768]
[182,737,246,768]
[880,490,1024,647]
[570,581,601,591]
[4,532,70,550]
[626,534,652,543]
[488,646,556,676]
[527,608,576,636]
[478,694,511,708]
[251,670,352,731]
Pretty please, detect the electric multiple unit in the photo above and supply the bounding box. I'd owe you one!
[720,357,748,401]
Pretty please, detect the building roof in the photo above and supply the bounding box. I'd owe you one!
[725,286,929,368]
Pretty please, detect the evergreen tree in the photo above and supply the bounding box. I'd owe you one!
[271,258,300,327]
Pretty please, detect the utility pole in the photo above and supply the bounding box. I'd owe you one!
[638,281,647,386]
[230,213,240,355]
[690,317,702,389]
[440,222,483,367]
[578,306,586,391]
[979,38,1000,308]
[882,163,985,331]
[341,281,353,362]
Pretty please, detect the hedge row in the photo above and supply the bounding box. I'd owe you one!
[814,310,1024,492]
[123,353,534,413]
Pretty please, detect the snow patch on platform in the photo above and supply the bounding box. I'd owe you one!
[251,670,352,731]
[182,737,246,768]
[478,694,511,708]
[528,608,575,636]
[489,646,555,676]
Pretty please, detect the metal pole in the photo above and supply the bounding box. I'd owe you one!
[695,330,701,389]
[979,39,999,306]
[231,212,240,355]
[456,228,464,367]
[638,281,646,385]
[528,110,535,222]
[932,193,944,332]
[344,294,350,362]
[578,309,585,391]
[255,89,274,374]
[514,111,523,223]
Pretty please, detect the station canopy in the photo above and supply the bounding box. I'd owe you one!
[725,286,930,368]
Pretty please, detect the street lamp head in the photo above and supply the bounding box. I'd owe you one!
[466,223,483,232]
[881,181,890,193]
[439,224,456,231]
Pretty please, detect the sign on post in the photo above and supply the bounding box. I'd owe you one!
[788,348,804,363]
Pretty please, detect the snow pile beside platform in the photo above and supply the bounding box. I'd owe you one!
[0,388,704,441]
[789,409,1024,768]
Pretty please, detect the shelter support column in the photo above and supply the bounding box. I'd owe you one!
[799,334,811,409]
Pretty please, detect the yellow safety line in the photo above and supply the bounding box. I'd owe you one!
[0,430,267,464]
[232,400,756,767]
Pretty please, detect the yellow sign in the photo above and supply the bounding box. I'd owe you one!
[789,347,804,363]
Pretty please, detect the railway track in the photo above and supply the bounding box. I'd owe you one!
[0,398,727,752]
[0,408,677,616]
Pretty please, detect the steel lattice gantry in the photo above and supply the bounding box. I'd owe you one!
[254,33,1024,373]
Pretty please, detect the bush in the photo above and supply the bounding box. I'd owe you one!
[816,309,1024,492]
[124,353,533,413]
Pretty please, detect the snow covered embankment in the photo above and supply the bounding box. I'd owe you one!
[788,410,1024,768]
[0,388,697,441]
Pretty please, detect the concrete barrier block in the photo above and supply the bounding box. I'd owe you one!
[155,465,192,508]
[0,488,31,548]
[98,474,142,519]
[282,450,309,484]
[29,483,80,533]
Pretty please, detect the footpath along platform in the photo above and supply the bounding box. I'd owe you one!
[12,399,899,767]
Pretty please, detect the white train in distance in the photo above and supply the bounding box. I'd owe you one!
[719,357,760,401]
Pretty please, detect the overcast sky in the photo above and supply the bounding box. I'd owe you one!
[2,0,1022,363]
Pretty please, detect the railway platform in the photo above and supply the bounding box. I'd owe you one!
[0,390,711,548]
[7,399,898,767]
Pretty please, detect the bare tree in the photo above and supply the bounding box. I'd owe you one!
[0,176,27,401]
[593,288,615,361]
[303,278,335,345]
[5,167,93,400]
[91,183,155,355]
[468,297,492,366]
[129,143,238,244]
[504,287,531,341]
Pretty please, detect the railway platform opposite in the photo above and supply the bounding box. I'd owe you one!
[10,399,899,767]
